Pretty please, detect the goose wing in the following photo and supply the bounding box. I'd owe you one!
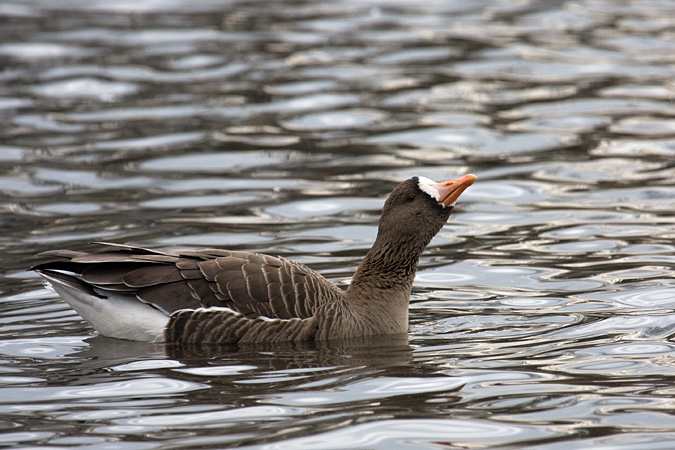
[35,243,342,321]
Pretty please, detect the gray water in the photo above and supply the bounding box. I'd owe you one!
[1,0,675,448]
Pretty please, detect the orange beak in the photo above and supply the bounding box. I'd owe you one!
[432,174,477,207]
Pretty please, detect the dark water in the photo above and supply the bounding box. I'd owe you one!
[2,0,675,448]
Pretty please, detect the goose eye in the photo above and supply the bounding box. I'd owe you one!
[406,193,416,202]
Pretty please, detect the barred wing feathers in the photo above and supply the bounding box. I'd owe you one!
[34,244,346,343]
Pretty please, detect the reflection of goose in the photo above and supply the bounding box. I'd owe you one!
[33,175,476,345]
[167,333,414,370]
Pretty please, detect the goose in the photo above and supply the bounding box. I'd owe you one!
[32,174,477,344]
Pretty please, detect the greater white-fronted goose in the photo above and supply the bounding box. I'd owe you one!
[33,174,477,344]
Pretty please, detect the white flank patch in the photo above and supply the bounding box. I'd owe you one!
[188,306,240,316]
[187,306,280,323]
[417,176,440,200]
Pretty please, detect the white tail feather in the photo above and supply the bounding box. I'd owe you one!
[42,274,168,343]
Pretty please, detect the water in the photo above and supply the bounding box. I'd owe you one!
[1,0,675,448]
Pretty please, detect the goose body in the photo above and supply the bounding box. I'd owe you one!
[33,174,476,344]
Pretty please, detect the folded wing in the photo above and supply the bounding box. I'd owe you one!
[35,243,343,322]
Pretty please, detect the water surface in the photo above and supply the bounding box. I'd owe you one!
[1,0,674,448]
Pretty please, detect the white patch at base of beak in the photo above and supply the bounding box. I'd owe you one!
[417,176,440,201]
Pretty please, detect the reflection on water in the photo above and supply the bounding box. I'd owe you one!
[1,0,674,448]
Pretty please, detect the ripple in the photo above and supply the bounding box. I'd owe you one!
[63,104,215,122]
[282,225,378,252]
[617,244,674,255]
[520,8,599,31]
[414,260,604,292]
[366,127,573,155]
[265,80,339,96]
[53,0,232,13]
[579,187,674,212]
[543,224,668,240]
[591,138,675,157]
[140,194,261,209]
[30,77,139,101]
[449,59,608,83]
[167,54,226,70]
[266,198,381,218]
[41,28,253,45]
[24,230,119,244]
[550,358,675,377]
[371,47,460,64]
[159,177,296,193]
[110,360,185,372]
[12,114,87,132]
[467,180,552,203]
[282,109,386,131]
[58,408,147,422]
[256,418,557,449]
[601,35,674,54]
[504,98,675,120]
[542,239,621,254]
[600,84,673,100]
[0,3,41,18]
[0,378,207,403]
[497,297,570,308]
[0,337,88,359]
[0,97,35,110]
[610,117,675,136]
[175,365,257,376]
[558,314,675,340]
[581,285,675,309]
[0,375,45,384]
[430,81,578,106]
[597,343,675,356]
[154,232,274,247]
[0,432,54,445]
[92,131,205,151]
[119,405,302,427]
[0,175,62,196]
[139,151,288,173]
[600,267,673,282]
[532,158,661,183]
[420,112,490,127]
[33,202,102,214]
[271,377,463,407]
[508,116,609,133]
[34,168,154,189]
[0,42,96,60]
[552,432,675,450]
[261,93,361,114]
